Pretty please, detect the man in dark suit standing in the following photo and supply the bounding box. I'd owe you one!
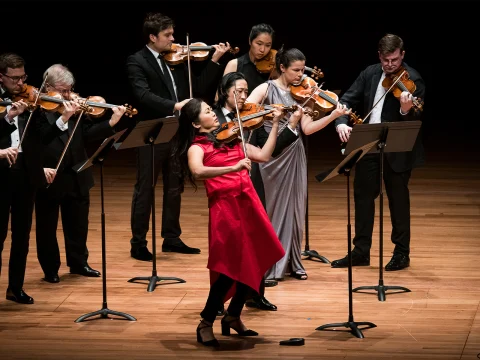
[34,64,127,283]
[0,53,47,304]
[331,33,425,271]
[126,12,230,261]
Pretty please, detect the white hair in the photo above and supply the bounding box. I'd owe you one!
[43,64,75,87]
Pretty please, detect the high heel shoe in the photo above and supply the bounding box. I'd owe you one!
[221,314,258,336]
[196,320,220,347]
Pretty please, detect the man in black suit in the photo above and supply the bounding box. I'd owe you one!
[214,72,301,313]
[331,34,425,271]
[0,52,47,304]
[126,12,230,261]
[34,64,127,283]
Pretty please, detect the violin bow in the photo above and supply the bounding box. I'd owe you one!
[17,73,49,151]
[186,33,193,98]
[46,96,89,188]
[361,69,406,123]
[233,89,250,167]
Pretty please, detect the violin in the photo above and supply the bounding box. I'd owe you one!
[290,76,363,124]
[0,84,137,117]
[216,103,299,143]
[163,42,240,65]
[382,66,424,112]
[254,48,325,80]
[254,49,277,74]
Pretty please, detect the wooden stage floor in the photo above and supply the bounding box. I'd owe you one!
[1,130,479,359]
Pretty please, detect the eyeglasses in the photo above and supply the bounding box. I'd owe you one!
[1,73,28,83]
[46,83,74,96]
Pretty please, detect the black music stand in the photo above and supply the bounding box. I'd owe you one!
[73,129,136,322]
[114,117,186,292]
[345,121,421,302]
[315,139,378,338]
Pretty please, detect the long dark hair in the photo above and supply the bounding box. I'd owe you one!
[215,72,246,109]
[170,98,221,190]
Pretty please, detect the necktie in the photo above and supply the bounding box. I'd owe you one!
[158,55,177,101]
[226,111,235,120]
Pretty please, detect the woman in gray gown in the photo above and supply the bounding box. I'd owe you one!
[246,48,350,281]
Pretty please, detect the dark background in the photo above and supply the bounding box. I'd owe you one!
[3,0,476,151]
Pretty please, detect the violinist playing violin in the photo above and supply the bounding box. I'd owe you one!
[213,71,301,313]
[331,33,425,271]
[170,98,285,347]
[34,64,127,284]
[0,53,49,304]
[246,48,350,284]
[126,12,231,260]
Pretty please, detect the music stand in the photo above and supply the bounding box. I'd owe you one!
[114,117,186,292]
[344,121,421,302]
[73,129,136,322]
[314,140,378,338]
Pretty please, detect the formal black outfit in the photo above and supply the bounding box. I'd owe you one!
[34,111,114,278]
[126,46,223,255]
[334,62,425,262]
[0,100,47,302]
[236,53,271,208]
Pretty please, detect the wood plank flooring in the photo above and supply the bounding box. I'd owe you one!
[1,130,479,359]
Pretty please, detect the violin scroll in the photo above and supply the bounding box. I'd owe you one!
[304,65,324,80]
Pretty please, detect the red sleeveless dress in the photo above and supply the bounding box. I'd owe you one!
[192,135,285,293]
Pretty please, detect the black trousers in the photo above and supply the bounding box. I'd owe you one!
[35,179,90,274]
[352,154,412,257]
[0,165,35,290]
[201,273,250,323]
[130,142,183,249]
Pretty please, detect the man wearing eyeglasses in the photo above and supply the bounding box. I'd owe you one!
[0,52,48,304]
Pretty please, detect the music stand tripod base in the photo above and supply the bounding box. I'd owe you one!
[128,272,186,293]
[316,320,377,339]
[301,249,330,263]
[353,281,411,302]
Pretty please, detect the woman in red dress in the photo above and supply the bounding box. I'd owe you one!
[171,98,286,347]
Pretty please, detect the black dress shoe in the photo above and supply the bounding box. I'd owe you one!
[245,296,277,311]
[217,304,225,316]
[6,287,34,304]
[44,273,60,283]
[331,253,370,268]
[131,246,153,261]
[264,279,278,287]
[70,264,101,277]
[162,239,200,254]
[385,253,410,271]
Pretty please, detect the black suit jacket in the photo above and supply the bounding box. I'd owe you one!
[0,110,46,188]
[126,46,223,122]
[36,111,114,195]
[335,62,425,173]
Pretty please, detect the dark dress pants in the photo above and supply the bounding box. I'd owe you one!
[0,165,35,291]
[201,273,250,323]
[130,142,182,249]
[352,154,412,257]
[35,179,89,274]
